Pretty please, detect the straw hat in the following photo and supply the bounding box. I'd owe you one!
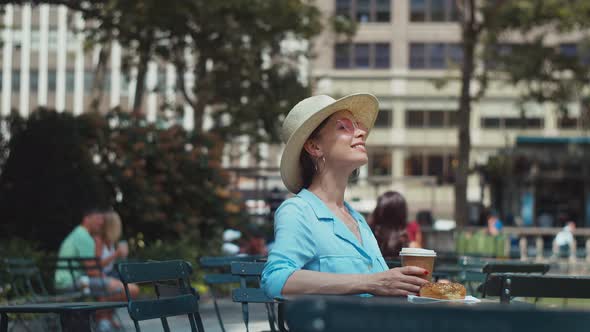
[280,93,379,193]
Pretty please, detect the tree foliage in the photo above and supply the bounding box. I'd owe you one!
[0,110,246,252]
[24,0,321,148]
[0,110,110,249]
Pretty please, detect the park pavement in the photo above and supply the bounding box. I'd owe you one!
[8,297,271,332]
[115,297,271,332]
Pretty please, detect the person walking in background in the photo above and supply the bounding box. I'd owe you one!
[554,221,576,258]
[370,191,410,258]
[486,209,503,236]
[261,93,428,299]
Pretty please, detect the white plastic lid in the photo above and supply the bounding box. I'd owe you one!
[399,248,437,257]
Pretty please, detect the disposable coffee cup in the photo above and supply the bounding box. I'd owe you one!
[399,248,437,281]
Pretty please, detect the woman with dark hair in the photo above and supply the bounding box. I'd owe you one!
[371,191,410,258]
[261,94,427,299]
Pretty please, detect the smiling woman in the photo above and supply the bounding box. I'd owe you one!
[261,94,429,299]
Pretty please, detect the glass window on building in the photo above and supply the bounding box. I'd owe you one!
[66,70,75,92]
[560,43,577,57]
[410,0,427,21]
[429,43,446,69]
[374,109,392,128]
[444,155,457,183]
[48,70,57,92]
[504,117,521,129]
[525,118,543,129]
[370,150,392,176]
[481,117,501,129]
[354,43,371,68]
[335,43,390,69]
[404,154,424,176]
[427,155,444,180]
[409,43,426,69]
[449,0,460,21]
[448,43,463,66]
[334,43,351,68]
[426,111,445,128]
[430,0,446,21]
[447,111,458,127]
[336,0,352,18]
[375,0,391,22]
[558,116,578,129]
[406,110,425,128]
[11,70,20,92]
[356,0,371,22]
[29,70,38,92]
[410,0,459,22]
[375,43,391,68]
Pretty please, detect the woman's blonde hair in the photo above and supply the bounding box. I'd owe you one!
[103,211,122,244]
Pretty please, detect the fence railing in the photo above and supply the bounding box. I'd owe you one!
[461,227,590,262]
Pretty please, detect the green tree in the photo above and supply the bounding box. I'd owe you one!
[79,109,247,253]
[31,0,321,150]
[488,0,590,129]
[0,110,110,250]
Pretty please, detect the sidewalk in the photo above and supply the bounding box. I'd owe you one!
[7,298,271,332]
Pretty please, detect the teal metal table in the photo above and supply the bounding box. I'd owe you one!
[0,301,126,332]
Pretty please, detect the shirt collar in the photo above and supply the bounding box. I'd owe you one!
[297,188,362,223]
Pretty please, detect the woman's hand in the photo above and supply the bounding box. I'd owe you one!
[366,266,429,296]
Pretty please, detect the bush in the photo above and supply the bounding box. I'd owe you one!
[0,109,247,258]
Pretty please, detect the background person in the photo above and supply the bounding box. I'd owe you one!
[94,210,128,279]
[371,191,410,258]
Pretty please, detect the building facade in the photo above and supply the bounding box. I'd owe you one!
[1,4,192,126]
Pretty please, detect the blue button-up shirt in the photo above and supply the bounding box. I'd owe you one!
[261,189,388,298]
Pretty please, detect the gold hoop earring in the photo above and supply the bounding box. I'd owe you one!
[319,156,326,173]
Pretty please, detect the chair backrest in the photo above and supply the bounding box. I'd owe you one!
[117,260,204,332]
[3,258,48,302]
[482,263,550,275]
[484,273,590,303]
[231,261,273,303]
[200,255,262,285]
[479,262,550,297]
[285,296,590,332]
[230,261,283,332]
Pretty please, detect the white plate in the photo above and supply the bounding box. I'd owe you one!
[407,295,481,304]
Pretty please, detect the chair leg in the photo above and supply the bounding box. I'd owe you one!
[278,303,288,332]
[210,290,226,332]
[265,303,277,332]
[161,317,171,332]
[1,313,7,332]
[194,312,206,332]
[241,302,250,332]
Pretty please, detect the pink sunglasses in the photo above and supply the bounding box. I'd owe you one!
[336,118,367,135]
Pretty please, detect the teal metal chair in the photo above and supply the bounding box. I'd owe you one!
[117,260,205,332]
[200,255,262,332]
[479,262,550,297]
[230,261,285,332]
[4,258,82,304]
[483,273,590,303]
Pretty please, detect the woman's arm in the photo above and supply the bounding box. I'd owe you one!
[282,266,428,296]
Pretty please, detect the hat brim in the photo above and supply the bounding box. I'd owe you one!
[280,93,379,193]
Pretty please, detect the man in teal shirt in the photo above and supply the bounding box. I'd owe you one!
[54,209,105,290]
